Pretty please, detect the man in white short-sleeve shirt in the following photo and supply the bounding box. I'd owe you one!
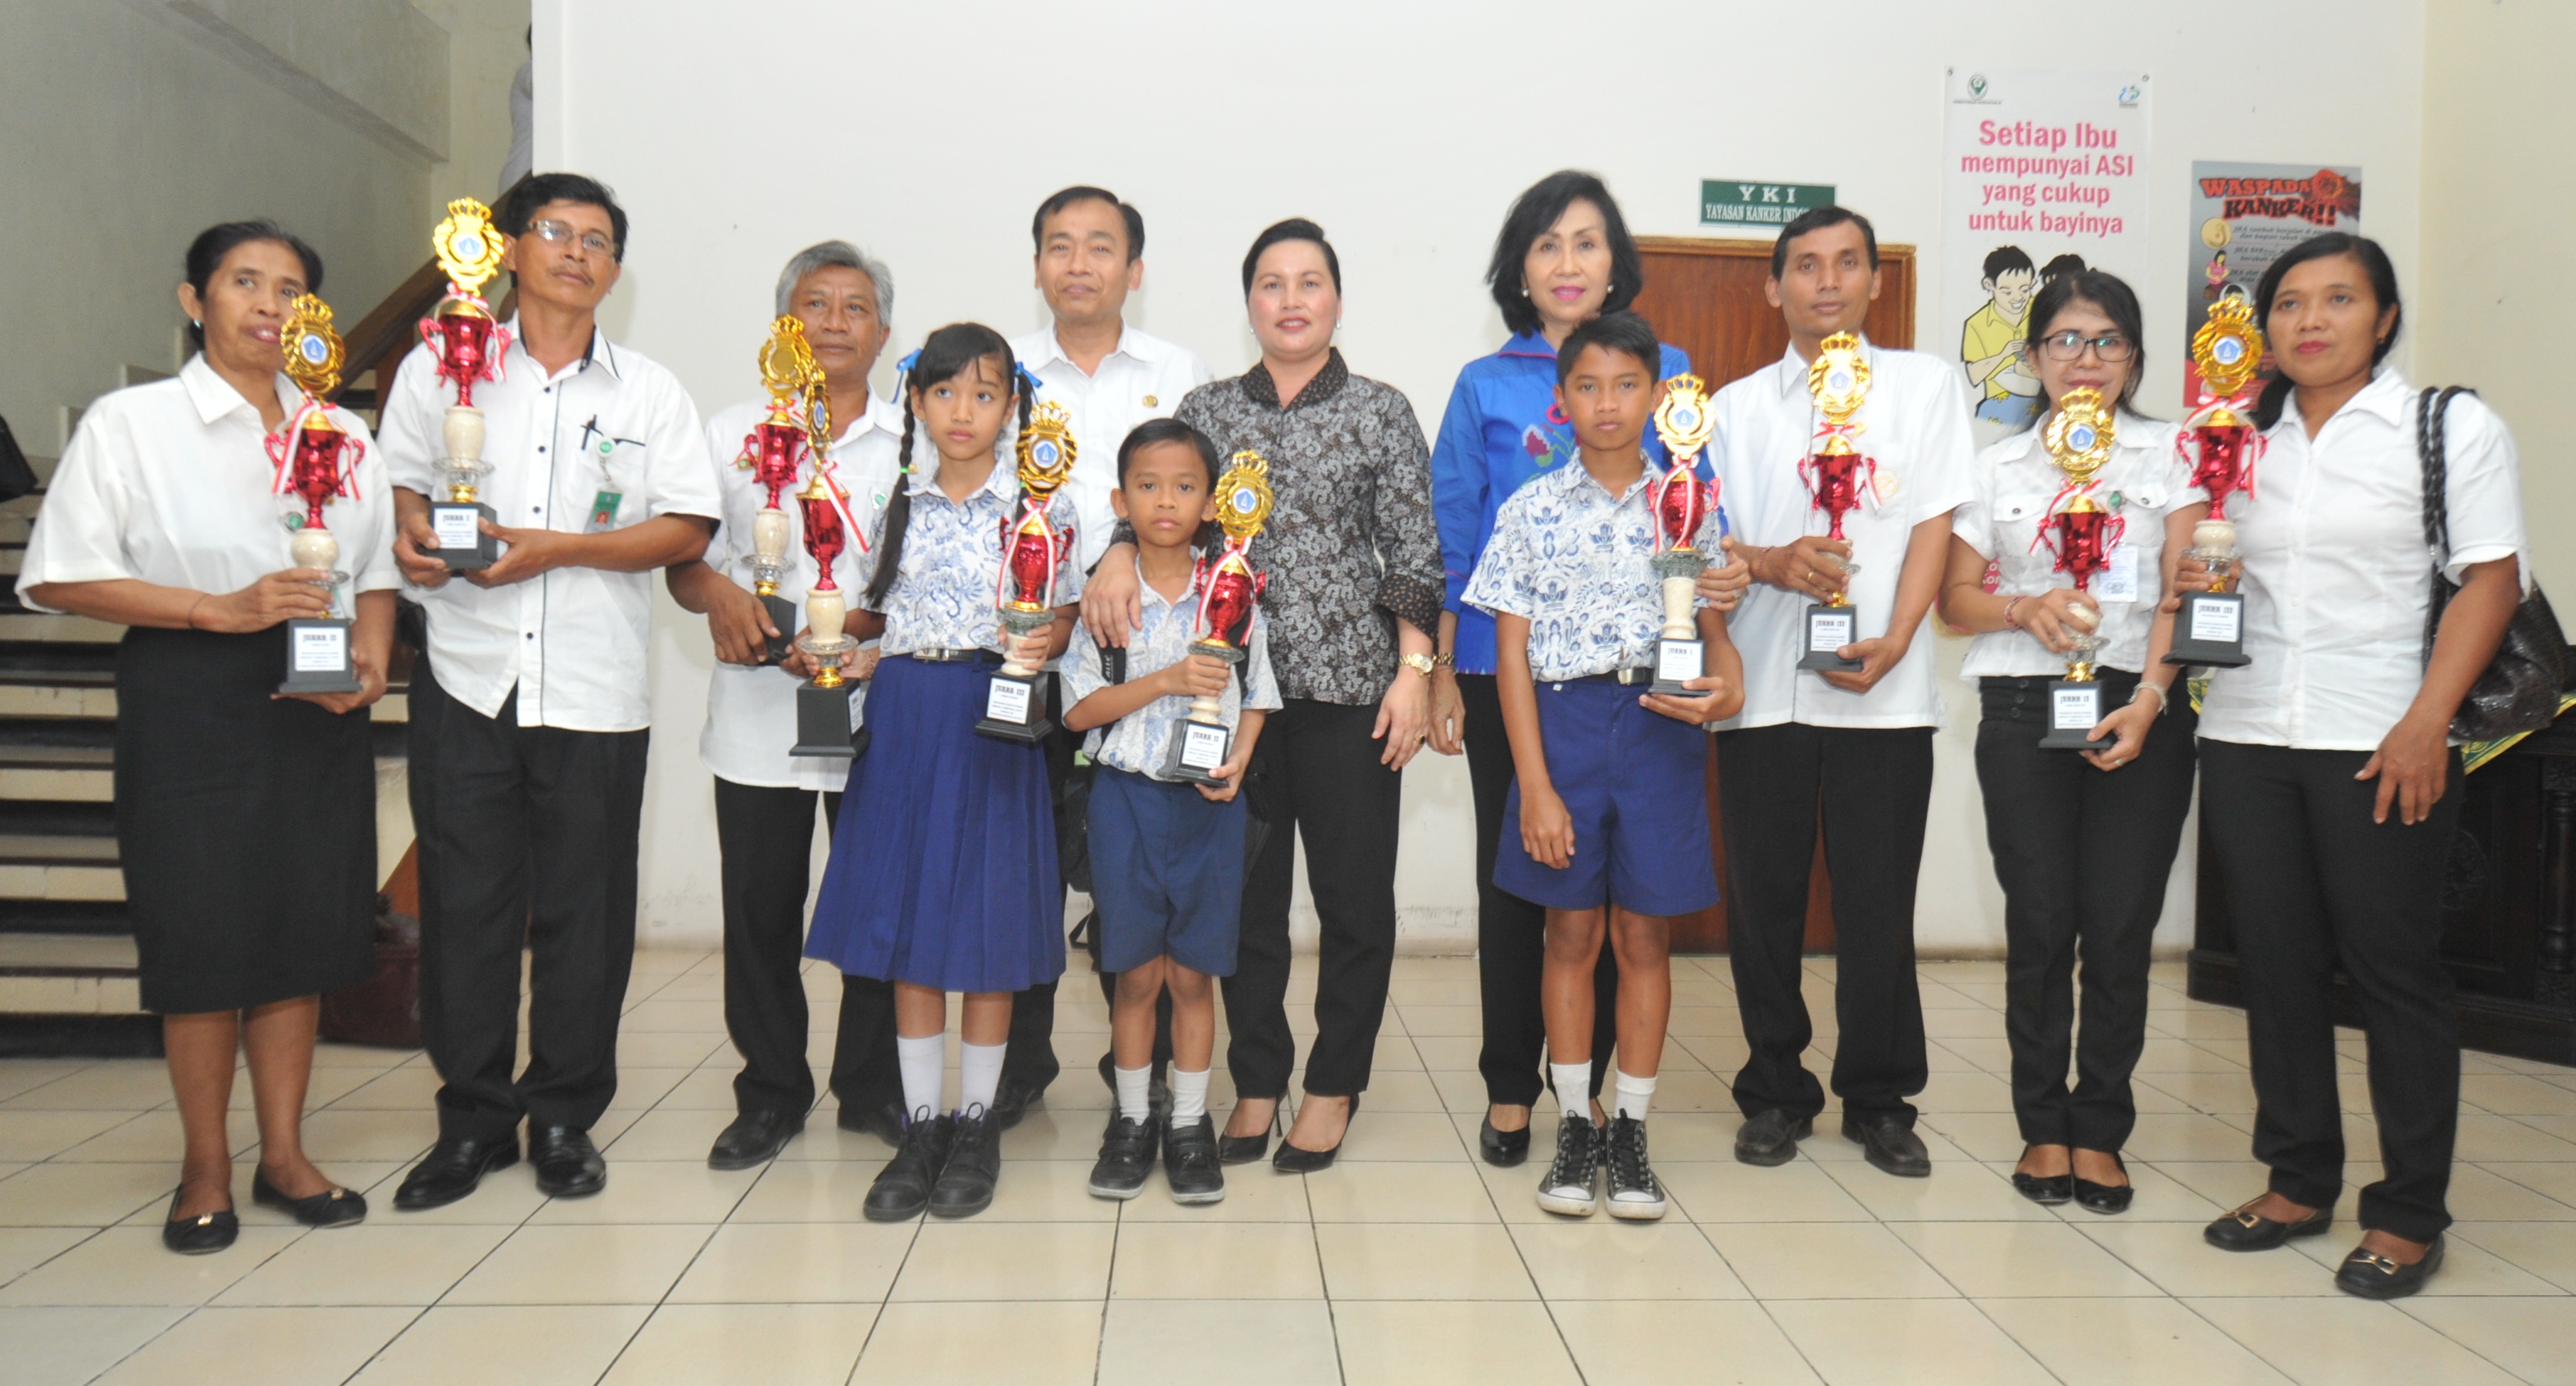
[1707,207,1976,1178]
[377,175,720,1211]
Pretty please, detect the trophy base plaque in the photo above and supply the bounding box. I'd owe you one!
[278,618,361,695]
[975,671,1052,744]
[792,679,858,759]
[429,499,500,572]
[2037,679,2106,750]
[1161,719,1233,784]
[1649,636,1706,697]
[2165,591,2250,668]
[759,593,797,666]
[1797,603,1865,672]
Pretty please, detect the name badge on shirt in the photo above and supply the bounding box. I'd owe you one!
[2096,545,2139,603]
[586,489,623,533]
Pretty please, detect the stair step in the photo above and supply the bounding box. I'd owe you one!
[0,833,122,903]
[0,745,112,802]
[0,899,132,936]
[0,613,122,644]
[0,932,143,1021]
[0,641,116,679]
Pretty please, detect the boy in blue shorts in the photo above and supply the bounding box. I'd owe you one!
[1464,311,1743,1220]
[1065,418,1279,1205]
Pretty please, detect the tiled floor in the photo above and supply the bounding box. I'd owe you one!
[2,949,2573,1385]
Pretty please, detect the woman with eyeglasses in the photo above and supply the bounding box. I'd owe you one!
[1936,270,2201,1215]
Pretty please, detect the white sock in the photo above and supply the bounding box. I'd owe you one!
[1169,1068,1211,1128]
[1550,1062,1591,1121]
[1615,1070,1657,1122]
[1115,1065,1152,1122]
[896,1033,945,1123]
[958,1040,1006,1118]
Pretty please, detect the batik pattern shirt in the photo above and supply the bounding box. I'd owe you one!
[1065,557,1282,780]
[1463,457,1721,682]
[866,451,1084,657]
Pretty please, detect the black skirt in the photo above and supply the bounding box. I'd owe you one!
[114,625,376,1013]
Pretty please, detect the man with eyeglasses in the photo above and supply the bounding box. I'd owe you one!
[378,172,722,1211]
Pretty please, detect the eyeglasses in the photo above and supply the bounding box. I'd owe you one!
[527,220,617,256]
[2039,330,2133,362]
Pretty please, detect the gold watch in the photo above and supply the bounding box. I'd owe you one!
[1400,652,1436,679]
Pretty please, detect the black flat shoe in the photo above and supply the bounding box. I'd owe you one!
[838,1100,906,1148]
[2335,1236,2443,1299]
[1733,1109,1811,1166]
[1842,1113,1931,1178]
[1273,1094,1359,1174]
[2011,1170,2074,1205]
[1479,1114,1533,1168]
[529,1125,607,1198]
[252,1169,366,1228]
[707,1109,805,1170]
[2205,1198,2333,1251]
[393,1134,520,1211]
[1218,1105,1280,1166]
[161,1191,238,1255]
[2072,1152,2133,1215]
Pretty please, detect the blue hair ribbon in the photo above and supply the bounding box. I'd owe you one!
[1015,362,1043,394]
[896,349,920,375]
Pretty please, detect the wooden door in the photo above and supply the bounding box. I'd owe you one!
[1627,237,1916,955]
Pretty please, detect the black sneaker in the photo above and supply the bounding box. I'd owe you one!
[1163,1115,1227,1205]
[863,1111,952,1222]
[1535,1115,1600,1217]
[1603,1116,1667,1220]
[1088,1112,1157,1200]
[929,1107,1001,1218]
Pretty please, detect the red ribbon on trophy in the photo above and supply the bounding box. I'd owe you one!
[2174,289,2268,521]
[266,294,363,525]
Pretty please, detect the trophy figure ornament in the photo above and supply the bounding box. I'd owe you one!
[2036,389,2127,749]
[267,293,364,693]
[1646,375,1718,695]
[2166,289,2266,668]
[789,470,862,759]
[740,316,829,664]
[976,401,1079,743]
[1796,332,1875,672]
[1161,451,1273,782]
[416,198,511,571]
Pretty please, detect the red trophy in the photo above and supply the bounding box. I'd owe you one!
[1796,333,1875,671]
[2166,289,2266,668]
[741,317,826,666]
[269,293,365,694]
[416,199,512,571]
[976,402,1079,743]
[1647,375,1717,695]
[2036,389,2127,749]
[1161,452,1274,782]
[790,466,865,759]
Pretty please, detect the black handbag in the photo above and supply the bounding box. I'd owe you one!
[2418,386,2570,740]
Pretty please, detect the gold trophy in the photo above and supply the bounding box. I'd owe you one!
[2167,290,2266,668]
[2035,389,2126,749]
[1647,376,1717,694]
[417,199,511,570]
[1161,452,1273,782]
[740,317,827,666]
[1796,333,1875,672]
[270,293,364,693]
[976,402,1079,743]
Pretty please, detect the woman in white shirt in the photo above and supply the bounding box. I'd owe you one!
[1938,270,2199,1216]
[20,224,398,1253]
[2191,234,2525,1298]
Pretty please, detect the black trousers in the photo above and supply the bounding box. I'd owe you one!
[1459,674,1615,1107]
[1226,698,1402,1099]
[2199,738,2462,1242]
[1715,721,1933,1126]
[411,666,648,1142]
[1973,672,2197,1150]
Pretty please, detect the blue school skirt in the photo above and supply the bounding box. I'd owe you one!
[803,655,1065,993]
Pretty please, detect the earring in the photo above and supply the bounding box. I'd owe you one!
[190,320,202,329]
[1520,286,1530,298]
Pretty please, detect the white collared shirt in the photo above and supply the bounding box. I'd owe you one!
[865,451,1085,657]
[2198,367,2527,751]
[1955,416,2198,678]
[1711,339,1978,729]
[696,393,902,791]
[377,320,721,733]
[20,356,399,613]
[1008,325,1211,572]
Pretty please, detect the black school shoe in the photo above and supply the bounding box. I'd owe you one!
[929,1107,1002,1217]
[865,1112,953,1221]
[2204,1197,2333,1251]
[1842,1113,1932,1178]
[2335,1236,2444,1299]
[1164,1115,1227,1205]
[1733,1110,1810,1166]
[707,1110,805,1170]
[1088,1112,1158,1200]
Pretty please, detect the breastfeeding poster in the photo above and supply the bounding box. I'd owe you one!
[1942,69,2151,448]
[2183,162,2363,406]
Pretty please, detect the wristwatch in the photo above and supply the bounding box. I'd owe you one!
[1400,652,1436,679]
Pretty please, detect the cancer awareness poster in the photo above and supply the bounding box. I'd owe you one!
[2183,161,2362,406]
[1942,69,2151,448]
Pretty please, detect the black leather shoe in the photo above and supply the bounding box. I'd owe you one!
[989,1076,1043,1132]
[1733,1109,1810,1167]
[865,1112,952,1221]
[1218,1104,1280,1166]
[2334,1236,2443,1299]
[1164,1115,1226,1205]
[1273,1095,1359,1174]
[1479,1114,1533,1168]
[2072,1152,2133,1215]
[1087,1112,1157,1200]
[161,1191,238,1255]
[707,1110,805,1170]
[930,1109,1001,1217]
[252,1169,366,1228]
[2205,1198,2333,1251]
[393,1134,520,1211]
[838,1100,906,1149]
[529,1125,607,1198]
[1843,1113,1932,1178]
[2012,1170,2074,1205]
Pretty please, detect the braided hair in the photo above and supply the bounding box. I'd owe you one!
[864,322,1033,608]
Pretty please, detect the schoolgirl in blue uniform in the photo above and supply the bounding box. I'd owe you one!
[804,323,1079,1221]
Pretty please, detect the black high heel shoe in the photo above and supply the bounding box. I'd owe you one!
[1273,1094,1360,1174]
[2072,1151,2133,1215]
[161,1189,238,1256]
[252,1168,368,1229]
[1217,1102,1282,1166]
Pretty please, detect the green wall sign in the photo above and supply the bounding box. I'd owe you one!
[1701,180,1838,227]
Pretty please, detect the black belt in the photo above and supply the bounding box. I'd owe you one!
[1555,667,1658,687]
[905,647,1000,664]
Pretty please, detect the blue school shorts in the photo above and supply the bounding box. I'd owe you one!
[1494,675,1720,917]
[1087,766,1248,977]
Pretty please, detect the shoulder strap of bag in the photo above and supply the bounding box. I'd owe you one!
[2417,384,2478,664]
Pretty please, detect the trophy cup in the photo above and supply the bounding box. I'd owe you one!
[1647,375,1716,695]
[269,293,364,694]
[416,199,511,571]
[2165,289,2267,669]
[739,317,827,665]
[789,470,861,758]
[2036,389,2126,749]
[1796,333,1875,672]
[1161,452,1273,782]
[976,402,1079,743]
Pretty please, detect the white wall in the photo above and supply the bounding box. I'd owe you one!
[538,0,2438,954]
